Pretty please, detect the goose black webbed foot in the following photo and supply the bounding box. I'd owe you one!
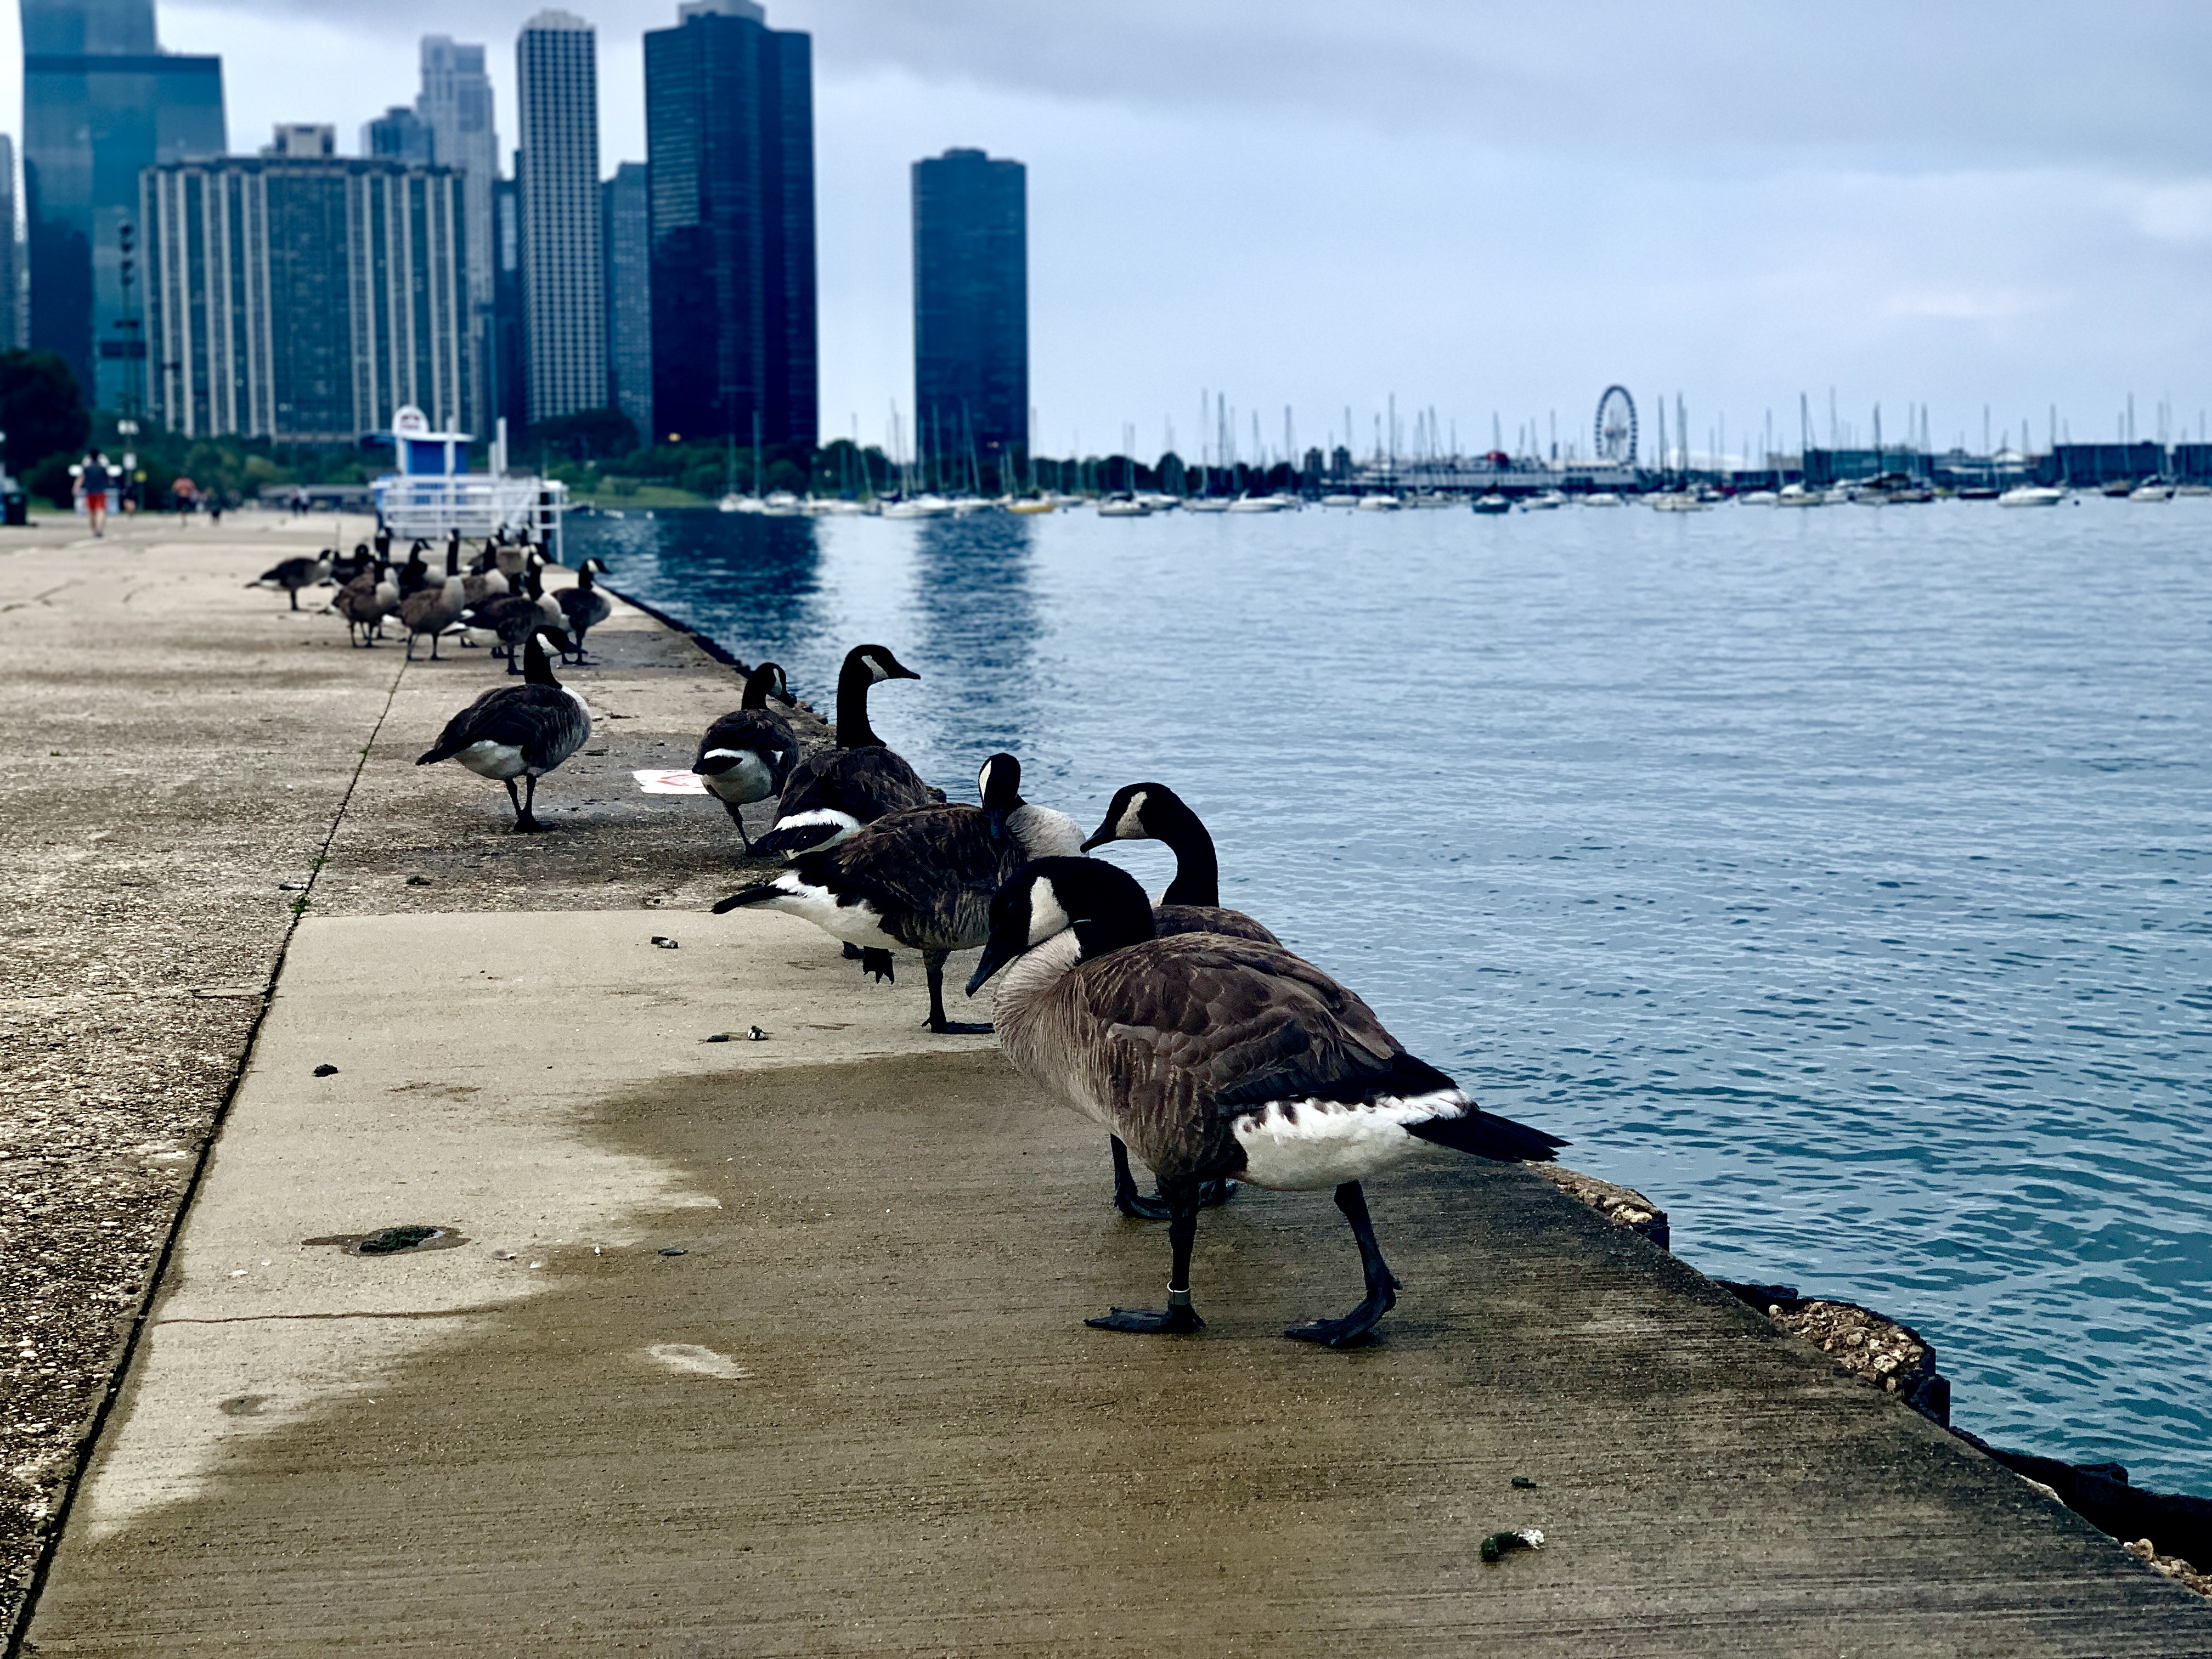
[928,1018,993,1035]
[1087,1302,1204,1335]
[1114,1189,1173,1221]
[1199,1179,1238,1208]
[859,947,895,983]
[1283,1181,1400,1348]
[842,942,862,960]
[511,815,551,834]
[921,952,988,1032]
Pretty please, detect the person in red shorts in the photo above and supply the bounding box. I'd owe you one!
[77,453,114,538]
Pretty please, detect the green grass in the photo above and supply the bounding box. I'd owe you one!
[569,483,716,509]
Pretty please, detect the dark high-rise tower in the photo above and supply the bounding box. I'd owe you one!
[642,0,815,449]
[912,148,1026,476]
[602,161,652,447]
[22,0,224,410]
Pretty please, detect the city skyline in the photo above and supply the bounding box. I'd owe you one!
[0,2,2205,459]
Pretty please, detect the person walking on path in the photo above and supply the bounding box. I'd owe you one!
[77,454,114,538]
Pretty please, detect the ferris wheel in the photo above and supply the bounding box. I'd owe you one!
[1595,386,1638,465]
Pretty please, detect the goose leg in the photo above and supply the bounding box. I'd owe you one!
[503,777,523,825]
[513,774,549,834]
[923,949,990,1035]
[1284,1181,1401,1349]
[1113,1137,1235,1219]
[1088,1180,1205,1335]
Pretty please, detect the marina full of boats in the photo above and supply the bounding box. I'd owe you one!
[588,477,2212,523]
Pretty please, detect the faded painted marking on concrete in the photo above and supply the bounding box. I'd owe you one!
[633,767,708,794]
[643,1343,750,1379]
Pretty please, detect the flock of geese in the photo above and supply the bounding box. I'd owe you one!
[255,543,1568,1348]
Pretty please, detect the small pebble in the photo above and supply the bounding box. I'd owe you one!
[278,882,308,891]
[1511,1476,1538,1489]
[313,1064,339,1077]
[703,1032,733,1043]
[747,1025,768,1041]
[658,1248,687,1257]
[405,874,432,887]
[651,936,679,949]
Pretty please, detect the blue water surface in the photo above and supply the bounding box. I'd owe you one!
[574,498,2212,1488]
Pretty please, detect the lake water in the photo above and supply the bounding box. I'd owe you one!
[573,496,2211,1490]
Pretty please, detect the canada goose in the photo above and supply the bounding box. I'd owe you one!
[460,557,510,608]
[400,545,469,661]
[249,553,331,610]
[396,543,431,598]
[691,663,801,852]
[467,567,565,673]
[714,754,1082,1034]
[1079,782,1280,1217]
[966,858,1566,1347]
[415,627,589,831]
[751,644,934,857]
[332,560,397,647]
[556,558,613,660]
[329,543,374,585]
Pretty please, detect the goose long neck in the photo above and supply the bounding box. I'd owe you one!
[741,667,777,712]
[1155,808,1221,907]
[836,658,882,748]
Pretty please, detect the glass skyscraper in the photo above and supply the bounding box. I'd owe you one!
[642,0,816,449]
[912,148,1027,471]
[516,10,605,425]
[22,0,224,410]
[417,37,498,434]
[602,161,653,448]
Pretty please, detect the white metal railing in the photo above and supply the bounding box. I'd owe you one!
[373,475,571,561]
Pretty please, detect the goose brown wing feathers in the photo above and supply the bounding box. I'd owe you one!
[803,803,1015,950]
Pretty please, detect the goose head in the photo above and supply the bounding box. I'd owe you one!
[741,662,794,709]
[966,857,1155,996]
[845,643,920,685]
[977,752,1023,842]
[1081,782,1195,851]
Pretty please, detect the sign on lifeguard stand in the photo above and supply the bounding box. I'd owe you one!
[392,405,466,479]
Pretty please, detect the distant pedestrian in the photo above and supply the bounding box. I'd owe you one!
[77,454,113,539]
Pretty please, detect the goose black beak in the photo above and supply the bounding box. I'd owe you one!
[964,935,1018,997]
[1078,828,1110,853]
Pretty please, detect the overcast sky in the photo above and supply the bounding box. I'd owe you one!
[11,1,2211,460]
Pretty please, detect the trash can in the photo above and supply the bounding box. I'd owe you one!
[1,489,27,527]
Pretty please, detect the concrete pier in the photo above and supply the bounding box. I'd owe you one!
[5,517,2210,1656]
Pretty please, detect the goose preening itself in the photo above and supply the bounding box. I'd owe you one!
[249,552,331,610]
[556,557,613,661]
[415,627,589,832]
[713,753,1083,1034]
[750,644,935,858]
[691,663,801,853]
[966,858,1566,1347]
[400,544,469,661]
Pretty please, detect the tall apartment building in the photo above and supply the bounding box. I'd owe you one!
[140,155,472,442]
[416,37,498,431]
[602,161,652,447]
[516,10,604,425]
[643,0,816,448]
[490,173,528,442]
[22,0,224,409]
[912,148,1027,469]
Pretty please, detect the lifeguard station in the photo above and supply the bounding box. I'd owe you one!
[372,408,568,561]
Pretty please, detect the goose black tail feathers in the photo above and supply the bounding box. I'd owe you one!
[415,734,474,767]
[1407,1107,1567,1164]
[710,883,783,915]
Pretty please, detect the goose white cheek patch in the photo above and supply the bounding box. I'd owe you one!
[1026,881,1072,945]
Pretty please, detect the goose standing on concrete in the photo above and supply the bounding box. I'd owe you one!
[966,858,1566,1346]
[1080,781,1280,1217]
[416,627,589,832]
[691,663,801,853]
[249,552,331,610]
[400,544,469,661]
[332,560,397,647]
[714,754,1083,1034]
[751,644,935,857]
[556,557,613,661]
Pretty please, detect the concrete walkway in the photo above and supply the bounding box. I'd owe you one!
[15,526,2212,1656]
